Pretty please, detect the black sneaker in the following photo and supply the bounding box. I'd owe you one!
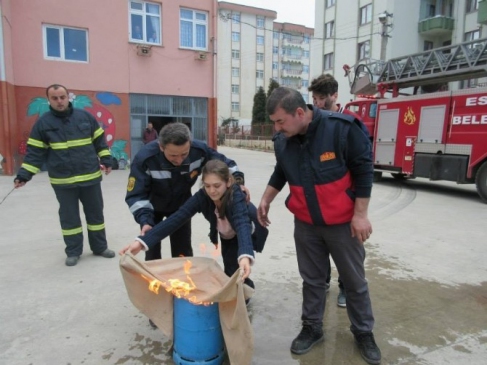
[94,249,115,258]
[290,324,324,355]
[65,256,79,266]
[354,332,381,364]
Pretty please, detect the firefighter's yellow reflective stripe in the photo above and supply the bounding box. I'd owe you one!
[87,223,105,231]
[50,138,92,150]
[98,149,111,158]
[50,170,102,185]
[27,138,48,148]
[62,227,83,236]
[21,163,40,174]
[93,127,104,139]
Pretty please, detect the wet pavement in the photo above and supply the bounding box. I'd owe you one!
[0,146,486,365]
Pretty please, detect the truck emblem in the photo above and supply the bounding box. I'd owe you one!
[403,107,416,125]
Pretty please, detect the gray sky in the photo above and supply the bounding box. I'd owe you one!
[222,0,315,28]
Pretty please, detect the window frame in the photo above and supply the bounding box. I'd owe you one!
[232,67,240,77]
[232,12,241,24]
[466,0,479,13]
[231,84,240,94]
[256,35,265,45]
[256,52,264,62]
[358,40,370,60]
[324,52,334,70]
[232,32,240,42]
[179,7,208,50]
[326,0,336,8]
[359,4,373,25]
[256,70,264,79]
[232,49,240,59]
[257,16,265,28]
[129,0,161,45]
[325,21,334,39]
[43,24,89,63]
[231,102,240,112]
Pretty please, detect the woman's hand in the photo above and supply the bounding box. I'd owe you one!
[119,241,144,255]
[238,257,251,280]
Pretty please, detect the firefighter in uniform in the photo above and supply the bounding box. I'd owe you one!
[14,84,115,267]
[125,122,245,261]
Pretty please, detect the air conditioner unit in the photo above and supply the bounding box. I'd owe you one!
[195,51,208,61]
[136,44,152,56]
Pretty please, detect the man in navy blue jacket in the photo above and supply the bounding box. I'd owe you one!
[125,122,244,260]
[257,87,380,365]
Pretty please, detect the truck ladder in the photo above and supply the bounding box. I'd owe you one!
[347,37,487,96]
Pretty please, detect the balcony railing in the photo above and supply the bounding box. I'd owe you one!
[418,16,454,36]
[281,69,303,77]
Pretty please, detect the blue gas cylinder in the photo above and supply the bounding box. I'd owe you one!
[173,297,224,365]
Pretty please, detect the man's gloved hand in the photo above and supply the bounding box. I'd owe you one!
[14,176,28,188]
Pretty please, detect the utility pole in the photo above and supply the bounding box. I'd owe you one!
[378,11,393,61]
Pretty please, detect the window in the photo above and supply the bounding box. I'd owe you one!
[326,0,336,8]
[273,31,279,39]
[302,80,309,88]
[325,21,334,39]
[465,30,481,42]
[43,25,88,62]
[303,65,309,73]
[424,41,434,51]
[232,12,240,24]
[232,67,240,77]
[466,0,479,12]
[256,70,264,79]
[257,35,265,45]
[303,50,310,58]
[256,52,264,62]
[129,1,161,44]
[232,32,240,42]
[360,4,373,25]
[304,35,310,43]
[272,62,278,69]
[180,8,208,50]
[231,102,240,112]
[232,84,240,94]
[232,49,240,59]
[273,46,279,54]
[257,16,265,28]
[324,52,334,70]
[358,41,370,60]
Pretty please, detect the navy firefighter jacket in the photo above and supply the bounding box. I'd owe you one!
[125,139,244,227]
[138,184,269,259]
[268,105,373,226]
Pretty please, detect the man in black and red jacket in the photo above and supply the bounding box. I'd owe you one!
[257,87,380,365]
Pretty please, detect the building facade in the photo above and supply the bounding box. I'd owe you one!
[311,0,486,103]
[0,0,218,176]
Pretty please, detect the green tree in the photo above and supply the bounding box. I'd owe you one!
[251,87,266,126]
[265,79,280,124]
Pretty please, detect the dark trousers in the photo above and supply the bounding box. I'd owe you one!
[294,219,374,333]
[53,183,107,257]
[326,258,344,290]
[220,236,254,289]
[145,211,193,260]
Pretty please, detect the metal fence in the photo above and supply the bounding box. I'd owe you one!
[217,124,275,151]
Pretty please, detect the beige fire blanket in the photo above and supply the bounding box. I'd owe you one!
[119,253,254,365]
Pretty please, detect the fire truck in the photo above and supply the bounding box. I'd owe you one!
[344,38,487,203]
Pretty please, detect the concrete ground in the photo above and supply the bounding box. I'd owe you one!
[0,146,486,365]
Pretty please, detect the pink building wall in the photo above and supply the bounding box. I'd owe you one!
[0,0,218,174]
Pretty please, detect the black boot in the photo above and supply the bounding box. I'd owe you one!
[290,323,324,355]
[354,331,381,364]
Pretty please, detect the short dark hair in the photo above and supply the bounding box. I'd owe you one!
[46,84,68,97]
[266,87,307,115]
[308,74,338,96]
[159,122,192,147]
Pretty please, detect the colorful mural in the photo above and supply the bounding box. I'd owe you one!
[24,91,129,169]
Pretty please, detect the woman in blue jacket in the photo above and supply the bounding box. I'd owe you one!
[120,160,268,288]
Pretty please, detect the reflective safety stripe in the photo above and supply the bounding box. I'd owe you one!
[98,149,111,157]
[50,170,102,185]
[93,127,104,139]
[62,227,83,236]
[50,137,92,150]
[189,159,202,172]
[87,223,105,231]
[129,200,154,214]
[150,171,171,179]
[21,163,40,174]
[27,138,48,149]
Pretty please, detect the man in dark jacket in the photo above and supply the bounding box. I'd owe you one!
[125,122,245,261]
[257,87,381,365]
[14,84,115,267]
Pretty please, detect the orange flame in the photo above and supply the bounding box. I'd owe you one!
[140,260,212,305]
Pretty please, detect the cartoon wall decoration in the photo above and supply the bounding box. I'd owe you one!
[24,91,129,169]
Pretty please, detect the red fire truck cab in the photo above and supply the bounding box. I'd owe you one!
[346,89,487,202]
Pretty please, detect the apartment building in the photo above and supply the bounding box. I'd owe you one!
[272,23,314,103]
[311,0,486,103]
[0,0,218,175]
